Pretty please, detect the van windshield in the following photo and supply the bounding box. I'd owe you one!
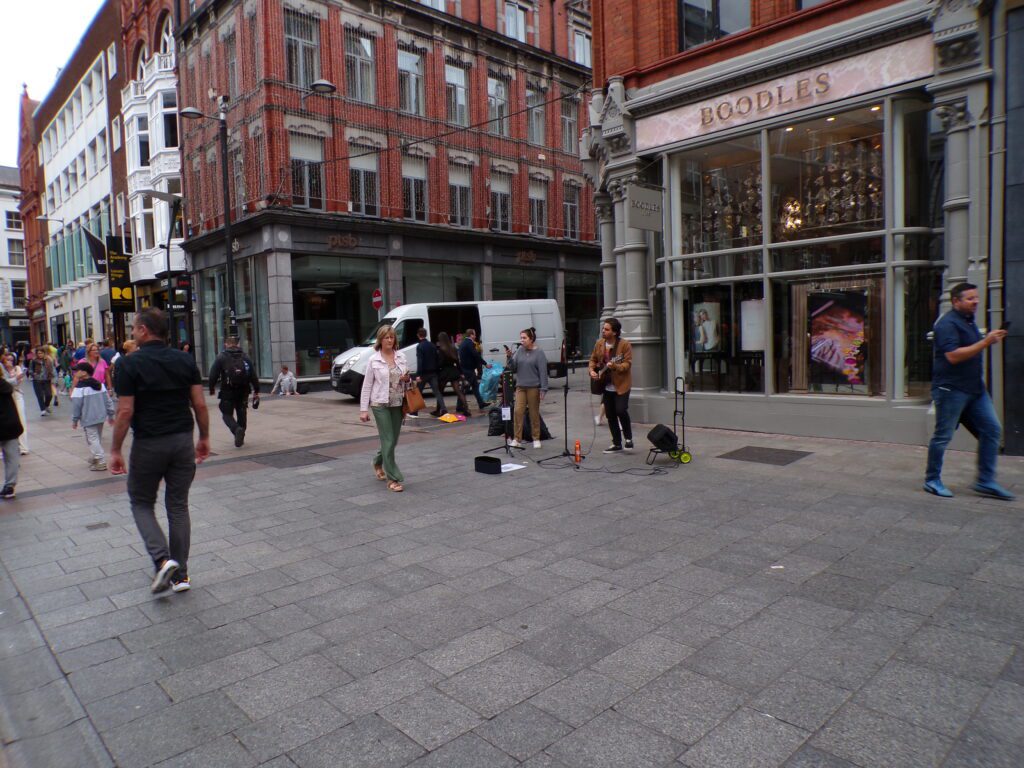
[361,319,394,346]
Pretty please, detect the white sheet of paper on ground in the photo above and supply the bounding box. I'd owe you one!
[501,463,527,472]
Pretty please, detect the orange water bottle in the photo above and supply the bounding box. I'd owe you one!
[574,440,581,464]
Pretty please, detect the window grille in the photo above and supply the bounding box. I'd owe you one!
[284,9,320,89]
[345,28,376,103]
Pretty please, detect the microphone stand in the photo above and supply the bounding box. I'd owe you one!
[543,340,580,462]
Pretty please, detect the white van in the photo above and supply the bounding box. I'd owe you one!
[331,299,564,398]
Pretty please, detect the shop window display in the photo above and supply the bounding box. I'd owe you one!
[678,134,761,254]
[684,282,764,393]
[771,236,883,272]
[769,107,884,242]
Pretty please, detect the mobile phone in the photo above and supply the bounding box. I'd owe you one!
[1001,321,1012,332]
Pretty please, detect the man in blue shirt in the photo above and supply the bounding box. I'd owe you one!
[925,283,1012,499]
[414,327,446,417]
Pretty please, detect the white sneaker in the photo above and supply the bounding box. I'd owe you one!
[151,559,179,593]
[533,440,542,449]
[508,439,521,448]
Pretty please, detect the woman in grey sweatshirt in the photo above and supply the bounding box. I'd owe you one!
[506,327,548,448]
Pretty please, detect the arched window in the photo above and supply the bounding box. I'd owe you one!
[159,16,174,55]
[135,44,149,80]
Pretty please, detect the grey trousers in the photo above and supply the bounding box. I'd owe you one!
[1,439,19,487]
[83,423,105,460]
[128,431,196,573]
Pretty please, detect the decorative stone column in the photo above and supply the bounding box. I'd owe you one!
[595,193,616,319]
[266,249,295,373]
[936,100,971,313]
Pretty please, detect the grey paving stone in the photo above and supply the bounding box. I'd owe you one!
[576,606,657,646]
[726,613,833,656]
[438,650,565,718]
[474,702,572,761]
[378,687,483,751]
[207,568,297,604]
[262,628,332,664]
[324,658,444,717]
[795,573,882,612]
[896,624,1015,683]
[5,678,85,738]
[941,725,1023,768]
[764,597,853,630]
[528,668,633,727]
[195,595,276,630]
[750,672,852,732]
[682,592,768,629]
[783,744,857,767]
[682,637,798,693]
[971,680,1024,746]
[85,682,172,733]
[118,616,207,654]
[520,753,573,768]
[845,605,927,640]
[288,713,425,768]
[4,719,115,768]
[1001,647,1024,685]
[546,709,684,768]
[591,633,694,688]
[225,653,351,720]
[811,703,952,768]
[159,647,278,702]
[680,707,809,768]
[416,625,522,676]
[35,596,117,630]
[233,697,351,762]
[606,583,703,623]
[615,666,746,745]
[68,650,169,704]
[517,619,619,674]
[152,734,256,767]
[655,614,727,649]
[323,627,422,678]
[854,659,987,737]
[103,691,252,768]
[0,645,64,694]
[972,561,1024,590]
[247,603,320,640]
[875,579,955,615]
[799,629,897,690]
[405,732,518,768]
[45,608,152,653]
[156,620,270,672]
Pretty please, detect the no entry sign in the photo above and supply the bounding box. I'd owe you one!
[371,288,383,310]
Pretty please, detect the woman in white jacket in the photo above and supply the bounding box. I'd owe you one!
[359,326,411,492]
[1,353,28,455]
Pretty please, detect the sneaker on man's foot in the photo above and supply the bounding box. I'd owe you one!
[90,461,107,471]
[603,444,623,454]
[234,427,245,447]
[0,485,15,499]
[973,482,1016,501]
[151,559,179,593]
[533,440,542,449]
[170,575,191,593]
[508,439,522,448]
[923,480,953,498]
[624,439,634,451]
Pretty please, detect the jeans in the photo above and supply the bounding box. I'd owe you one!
[83,423,105,461]
[926,387,1002,485]
[462,369,486,408]
[128,432,196,574]
[219,395,248,434]
[371,405,404,483]
[417,373,446,413]
[602,389,633,447]
[1,439,19,487]
[514,386,541,442]
[32,380,52,412]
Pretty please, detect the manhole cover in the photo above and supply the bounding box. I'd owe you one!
[718,446,812,466]
[252,451,332,469]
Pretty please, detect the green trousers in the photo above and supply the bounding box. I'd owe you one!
[371,406,405,483]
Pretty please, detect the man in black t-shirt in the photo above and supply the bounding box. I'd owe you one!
[208,337,260,447]
[111,308,210,594]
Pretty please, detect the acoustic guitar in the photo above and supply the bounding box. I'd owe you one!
[590,355,624,395]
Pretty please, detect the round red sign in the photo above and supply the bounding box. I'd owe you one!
[371,288,383,310]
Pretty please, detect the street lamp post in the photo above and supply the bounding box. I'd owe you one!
[140,189,183,347]
[181,82,336,342]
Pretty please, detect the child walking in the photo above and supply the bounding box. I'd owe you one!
[70,362,115,471]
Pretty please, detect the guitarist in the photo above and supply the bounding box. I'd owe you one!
[589,318,633,453]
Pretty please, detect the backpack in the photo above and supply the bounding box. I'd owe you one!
[223,353,249,390]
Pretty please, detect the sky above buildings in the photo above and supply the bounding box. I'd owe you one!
[0,0,106,168]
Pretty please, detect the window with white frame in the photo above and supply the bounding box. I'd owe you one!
[86,142,97,178]
[107,43,117,77]
[448,162,471,227]
[345,28,376,104]
[97,129,108,167]
[131,194,156,253]
[349,144,378,216]
[159,15,174,54]
[290,133,324,210]
[445,64,469,126]
[11,280,26,309]
[112,116,122,151]
[563,181,580,239]
[529,179,547,235]
[504,2,527,43]
[225,31,239,100]
[398,49,425,116]
[561,97,578,154]
[488,75,510,136]
[490,172,512,232]
[402,155,428,222]
[572,30,592,67]
[420,0,446,10]
[5,212,22,230]
[131,115,150,167]
[162,91,178,149]
[527,87,546,145]
[284,9,320,89]
[7,239,25,266]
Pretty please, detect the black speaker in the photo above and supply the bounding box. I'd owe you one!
[647,424,678,453]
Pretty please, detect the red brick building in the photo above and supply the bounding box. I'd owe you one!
[586,0,1014,447]
[173,0,599,380]
[16,89,45,344]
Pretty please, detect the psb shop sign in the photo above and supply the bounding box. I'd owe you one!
[626,185,664,233]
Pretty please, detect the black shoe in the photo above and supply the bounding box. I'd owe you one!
[429,409,444,417]
[0,485,15,499]
[234,427,245,447]
[624,439,634,450]
[151,558,179,593]
[603,445,623,454]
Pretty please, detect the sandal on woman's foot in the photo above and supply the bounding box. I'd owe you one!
[387,481,404,493]
[374,465,387,481]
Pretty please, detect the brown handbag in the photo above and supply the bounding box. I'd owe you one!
[403,385,426,415]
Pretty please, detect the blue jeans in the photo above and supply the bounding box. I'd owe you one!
[926,387,1001,485]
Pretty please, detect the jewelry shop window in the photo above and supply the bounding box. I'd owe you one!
[684,281,765,393]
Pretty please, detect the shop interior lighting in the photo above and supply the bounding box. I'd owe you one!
[785,127,794,132]
[870,105,881,112]
[826,117,836,122]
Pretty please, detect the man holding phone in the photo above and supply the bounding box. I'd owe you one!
[924,283,1013,499]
